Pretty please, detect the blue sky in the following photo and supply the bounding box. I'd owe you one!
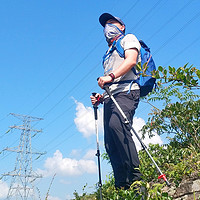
[0,0,200,199]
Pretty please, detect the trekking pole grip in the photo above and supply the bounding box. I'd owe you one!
[92,93,98,120]
[97,77,112,96]
[103,85,112,97]
[92,93,98,108]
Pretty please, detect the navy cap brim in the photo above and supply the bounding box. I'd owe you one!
[99,13,124,27]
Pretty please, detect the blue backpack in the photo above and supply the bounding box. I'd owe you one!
[103,35,156,97]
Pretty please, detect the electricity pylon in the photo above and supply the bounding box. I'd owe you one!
[2,113,46,200]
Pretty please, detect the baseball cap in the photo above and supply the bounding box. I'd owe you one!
[99,13,125,27]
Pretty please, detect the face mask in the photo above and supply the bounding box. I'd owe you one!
[104,23,124,45]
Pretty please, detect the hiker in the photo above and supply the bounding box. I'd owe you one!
[90,13,142,190]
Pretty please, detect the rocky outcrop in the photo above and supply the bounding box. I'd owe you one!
[163,178,200,200]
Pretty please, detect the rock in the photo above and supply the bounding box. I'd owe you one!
[162,178,200,200]
[173,178,200,200]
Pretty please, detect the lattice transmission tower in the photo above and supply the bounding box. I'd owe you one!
[2,113,46,200]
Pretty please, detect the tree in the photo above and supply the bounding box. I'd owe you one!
[142,64,200,151]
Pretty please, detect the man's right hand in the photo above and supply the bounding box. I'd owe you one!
[98,76,113,89]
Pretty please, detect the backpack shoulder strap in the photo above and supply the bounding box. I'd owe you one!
[115,36,125,58]
[103,35,125,63]
[139,40,150,52]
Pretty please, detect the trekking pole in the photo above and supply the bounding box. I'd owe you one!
[103,85,170,187]
[92,93,103,200]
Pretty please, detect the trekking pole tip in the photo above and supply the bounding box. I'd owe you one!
[158,174,170,186]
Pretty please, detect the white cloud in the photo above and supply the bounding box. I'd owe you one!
[59,179,71,185]
[132,117,163,151]
[65,194,73,200]
[74,100,103,138]
[38,150,97,177]
[83,149,96,160]
[70,149,82,158]
[48,196,61,200]
[0,180,9,198]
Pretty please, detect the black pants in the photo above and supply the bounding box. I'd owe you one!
[104,90,142,189]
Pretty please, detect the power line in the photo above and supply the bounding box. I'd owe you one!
[31,60,101,129]
[34,96,103,160]
[28,39,103,116]
[42,86,97,130]
[163,35,200,66]
[129,0,165,32]
[25,68,100,157]
[0,114,9,124]
[41,106,99,152]
[41,61,101,119]
[31,89,97,149]
[122,1,140,19]
[27,86,99,154]
[37,114,103,163]
[153,10,200,55]
[146,0,194,42]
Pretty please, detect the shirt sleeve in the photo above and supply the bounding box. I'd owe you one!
[121,34,141,52]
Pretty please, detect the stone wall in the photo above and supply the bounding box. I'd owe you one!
[163,178,200,200]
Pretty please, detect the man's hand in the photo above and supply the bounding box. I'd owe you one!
[98,76,112,89]
[90,93,103,105]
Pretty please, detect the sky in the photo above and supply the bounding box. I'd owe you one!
[0,0,200,199]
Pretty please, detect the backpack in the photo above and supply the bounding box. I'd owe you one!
[103,35,156,97]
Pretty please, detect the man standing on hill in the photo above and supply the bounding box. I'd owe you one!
[90,13,142,190]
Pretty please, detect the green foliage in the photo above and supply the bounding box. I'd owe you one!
[73,184,96,200]
[102,151,111,164]
[139,144,200,186]
[142,64,200,151]
[72,144,200,200]
[154,64,200,89]
[147,183,172,200]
